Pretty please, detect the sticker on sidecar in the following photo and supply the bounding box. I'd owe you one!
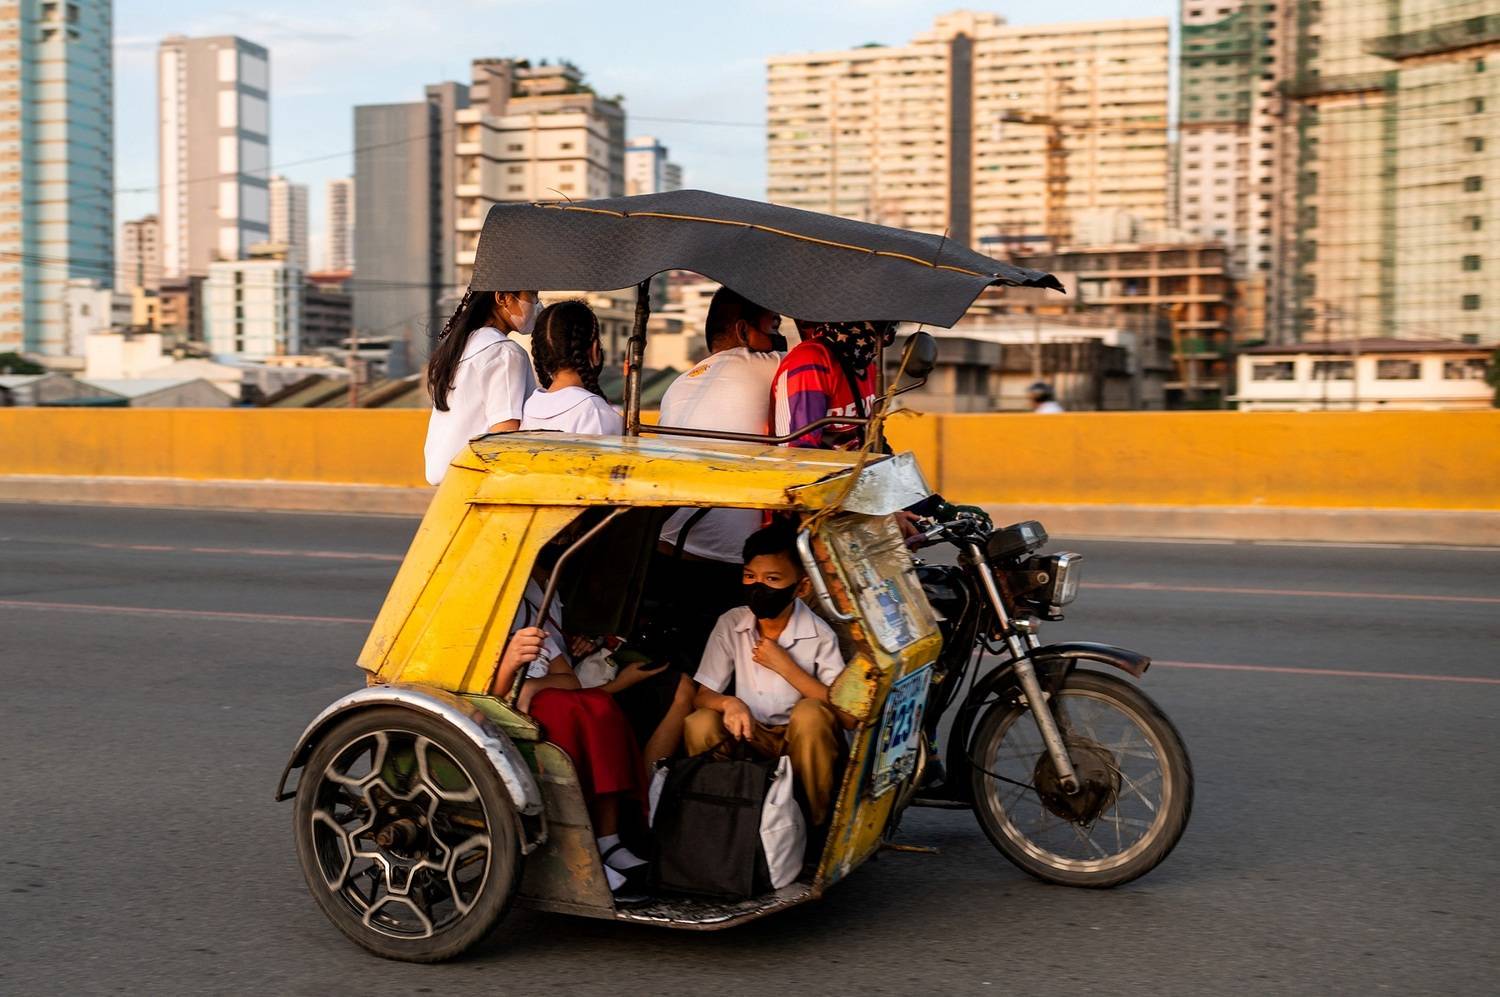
[870,664,933,799]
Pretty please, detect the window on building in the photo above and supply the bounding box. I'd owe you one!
[1251,361,1295,381]
[1465,215,1483,231]
[507,143,524,153]
[1462,255,1482,271]
[1376,359,1421,380]
[1470,97,1486,113]
[1444,359,1487,380]
[1464,176,1483,192]
[1312,360,1353,380]
[1462,293,1481,310]
[1466,137,1484,153]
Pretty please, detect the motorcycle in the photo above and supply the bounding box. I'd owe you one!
[903,509,1193,887]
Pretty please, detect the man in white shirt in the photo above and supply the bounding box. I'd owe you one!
[658,287,785,565]
[652,287,786,668]
[684,523,847,826]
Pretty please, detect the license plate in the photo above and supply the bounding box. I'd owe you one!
[870,665,933,798]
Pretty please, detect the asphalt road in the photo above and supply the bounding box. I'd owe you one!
[1,504,1497,996]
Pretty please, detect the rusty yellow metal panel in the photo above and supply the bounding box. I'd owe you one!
[811,513,944,885]
[358,485,579,693]
[518,742,616,914]
[458,433,864,509]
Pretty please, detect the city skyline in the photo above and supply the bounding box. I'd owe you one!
[112,1,1172,263]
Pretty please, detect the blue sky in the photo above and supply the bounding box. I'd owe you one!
[115,0,1174,267]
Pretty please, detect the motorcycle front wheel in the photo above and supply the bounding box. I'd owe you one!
[969,669,1192,888]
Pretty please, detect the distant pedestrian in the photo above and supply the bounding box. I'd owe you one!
[1028,381,1065,414]
[423,289,539,485]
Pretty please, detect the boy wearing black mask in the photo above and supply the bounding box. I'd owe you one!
[684,522,848,826]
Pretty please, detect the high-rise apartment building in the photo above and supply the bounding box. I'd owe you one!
[0,0,114,354]
[767,12,1169,251]
[355,59,625,363]
[455,59,626,286]
[325,177,353,272]
[268,175,308,269]
[119,215,162,292]
[158,35,270,281]
[626,136,683,195]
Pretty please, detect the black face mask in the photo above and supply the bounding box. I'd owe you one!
[763,332,788,353]
[744,581,798,620]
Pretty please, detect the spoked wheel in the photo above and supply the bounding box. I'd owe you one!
[293,707,522,961]
[969,670,1192,888]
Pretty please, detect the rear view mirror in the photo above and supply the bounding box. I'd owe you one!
[899,331,938,381]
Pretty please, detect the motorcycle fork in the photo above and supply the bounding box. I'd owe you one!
[964,544,1081,795]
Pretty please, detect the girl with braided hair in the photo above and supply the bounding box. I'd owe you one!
[520,300,624,435]
[422,289,539,485]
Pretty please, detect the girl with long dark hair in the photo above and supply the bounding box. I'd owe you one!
[519,300,624,434]
[422,289,540,485]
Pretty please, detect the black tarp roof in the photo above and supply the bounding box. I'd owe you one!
[470,190,1063,328]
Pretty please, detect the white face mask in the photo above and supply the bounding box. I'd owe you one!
[503,295,538,336]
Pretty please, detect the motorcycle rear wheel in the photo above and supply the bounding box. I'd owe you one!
[969,669,1192,888]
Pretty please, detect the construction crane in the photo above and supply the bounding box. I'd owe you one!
[996,109,1070,250]
[994,110,1172,251]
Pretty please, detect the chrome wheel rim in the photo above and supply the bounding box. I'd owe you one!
[978,689,1171,873]
[309,729,492,939]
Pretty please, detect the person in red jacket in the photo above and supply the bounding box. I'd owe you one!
[770,320,895,449]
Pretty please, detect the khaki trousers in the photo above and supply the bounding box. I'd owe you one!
[683,699,840,826]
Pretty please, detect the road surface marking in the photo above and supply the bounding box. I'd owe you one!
[1092,581,1500,605]
[1155,660,1500,686]
[1062,536,1499,553]
[0,598,369,625]
[0,536,403,562]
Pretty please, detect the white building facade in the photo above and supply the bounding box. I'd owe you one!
[203,256,302,360]
[625,136,683,195]
[158,35,270,280]
[1235,340,1493,411]
[0,0,114,355]
[268,175,308,270]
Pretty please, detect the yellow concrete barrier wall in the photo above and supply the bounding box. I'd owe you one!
[0,409,430,488]
[885,410,1500,510]
[2,408,1497,510]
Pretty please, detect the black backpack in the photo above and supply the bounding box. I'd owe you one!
[652,751,777,900]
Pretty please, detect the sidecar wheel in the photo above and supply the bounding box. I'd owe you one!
[293,707,523,962]
[969,670,1192,889]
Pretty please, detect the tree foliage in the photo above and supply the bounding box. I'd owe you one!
[0,351,44,375]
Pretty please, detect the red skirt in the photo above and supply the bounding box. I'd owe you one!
[528,688,646,811]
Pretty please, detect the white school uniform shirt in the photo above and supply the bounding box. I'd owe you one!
[423,327,536,485]
[694,600,846,727]
[520,385,624,435]
[657,347,782,562]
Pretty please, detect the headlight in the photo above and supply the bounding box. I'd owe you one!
[1045,552,1083,606]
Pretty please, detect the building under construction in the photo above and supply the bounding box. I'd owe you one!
[1180,1,1499,345]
